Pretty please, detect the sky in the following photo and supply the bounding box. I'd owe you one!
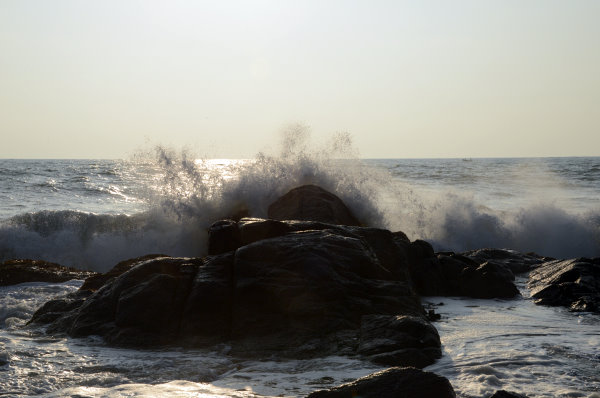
[1,0,599,159]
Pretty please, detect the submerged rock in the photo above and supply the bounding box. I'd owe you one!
[306,367,456,398]
[0,259,96,286]
[528,257,600,312]
[267,184,361,226]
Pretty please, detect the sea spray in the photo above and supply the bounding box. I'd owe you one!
[0,128,388,271]
[0,134,599,271]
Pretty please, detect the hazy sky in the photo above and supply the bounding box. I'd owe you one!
[1,1,599,159]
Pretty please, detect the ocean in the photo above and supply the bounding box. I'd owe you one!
[1,150,599,397]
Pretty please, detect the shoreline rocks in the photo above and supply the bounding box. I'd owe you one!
[408,248,520,299]
[306,367,456,398]
[30,218,438,366]
[0,259,96,286]
[528,257,600,313]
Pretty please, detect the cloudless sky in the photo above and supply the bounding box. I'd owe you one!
[1,0,599,158]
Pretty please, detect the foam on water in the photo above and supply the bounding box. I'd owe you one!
[425,278,600,398]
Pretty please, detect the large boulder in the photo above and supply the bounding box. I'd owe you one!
[528,257,600,312]
[33,219,438,366]
[267,185,361,226]
[0,259,96,286]
[306,367,456,398]
[230,229,423,357]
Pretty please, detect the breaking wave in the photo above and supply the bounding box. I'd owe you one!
[1,126,599,271]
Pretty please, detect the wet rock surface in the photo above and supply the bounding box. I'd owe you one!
[408,250,520,299]
[357,314,441,368]
[267,184,361,226]
[0,259,96,286]
[32,219,435,365]
[528,257,600,312]
[306,366,456,398]
[79,254,169,292]
[463,248,548,274]
[490,390,530,398]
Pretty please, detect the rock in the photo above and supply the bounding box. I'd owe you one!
[306,367,456,398]
[460,261,519,298]
[35,219,436,363]
[358,315,441,368]
[180,253,234,345]
[409,253,519,299]
[29,290,92,325]
[0,259,96,286]
[79,254,169,292]
[230,229,424,356]
[267,184,361,226]
[490,391,529,398]
[463,248,548,274]
[207,220,240,255]
[45,257,201,346]
[528,258,600,313]
[238,218,291,247]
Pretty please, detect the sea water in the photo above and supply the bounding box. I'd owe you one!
[1,145,599,397]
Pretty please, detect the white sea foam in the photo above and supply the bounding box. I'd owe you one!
[424,278,600,398]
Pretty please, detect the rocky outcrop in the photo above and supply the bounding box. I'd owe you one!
[528,257,600,312]
[33,219,436,366]
[79,254,169,291]
[357,315,441,368]
[408,250,520,299]
[0,259,96,286]
[306,367,456,398]
[267,184,361,226]
[463,248,548,274]
[490,391,529,398]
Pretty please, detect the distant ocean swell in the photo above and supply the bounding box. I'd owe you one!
[1,133,599,272]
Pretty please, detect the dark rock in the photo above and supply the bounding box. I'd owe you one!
[409,253,519,299]
[180,253,234,345]
[46,257,201,346]
[267,184,361,226]
[238,218,291,247]
[460,261,519,298]
[358,315,441,368]
[230,229,423,356]
[207,220,240,255]
[463,248,548,274]
[0,259,96,286]
[80,254,169,292]
[32,212,440,363]
[29,290,92,325]
[528,258,600,313]
[306,367,456,398]
[410,239,436,260]
[490,391,529,398]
